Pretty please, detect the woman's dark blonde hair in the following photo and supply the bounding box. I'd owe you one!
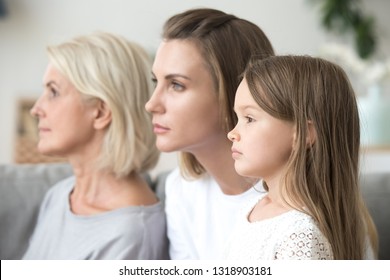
[244,55,378,259]
[162,8,274,179]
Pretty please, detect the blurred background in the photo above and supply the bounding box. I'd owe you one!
[0,0,389,176]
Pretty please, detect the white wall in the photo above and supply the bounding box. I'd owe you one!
[0,0,389,175]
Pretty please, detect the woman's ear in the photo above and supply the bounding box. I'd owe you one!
[306,120,317,148]
[93,100,112,130]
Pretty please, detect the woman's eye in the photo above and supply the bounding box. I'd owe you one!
[171,81,184,91]
[50,88,59,98]
[151,78,157,87]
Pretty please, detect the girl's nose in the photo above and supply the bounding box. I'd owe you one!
[227,129,239,142]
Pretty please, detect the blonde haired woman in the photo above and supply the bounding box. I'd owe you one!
[23,32,168,259]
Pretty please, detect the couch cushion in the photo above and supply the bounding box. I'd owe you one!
[152,170,171,204]
[360,172,390,260]
[0,163,72,259]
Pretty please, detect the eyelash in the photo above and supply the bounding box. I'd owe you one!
[49,88,59,98]
[171,81,184,91]
[245,116,255,123]
[150,78,185,92]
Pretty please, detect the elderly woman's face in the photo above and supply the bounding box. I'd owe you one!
[30,63,99,159]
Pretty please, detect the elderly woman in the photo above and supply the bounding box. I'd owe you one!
[23,32,168,260]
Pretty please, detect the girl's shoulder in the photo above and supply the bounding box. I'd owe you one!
[274,210,334,259]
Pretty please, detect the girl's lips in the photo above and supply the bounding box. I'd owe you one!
[153,124,170,134]
[231,147,242,159]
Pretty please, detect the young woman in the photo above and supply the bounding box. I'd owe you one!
[225,55,378,259]
[145,8,274,259]
[23,32,168,259]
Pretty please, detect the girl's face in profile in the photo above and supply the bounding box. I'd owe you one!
[30,63,98,158]
[145,39,225,154]
[228,78,295,181]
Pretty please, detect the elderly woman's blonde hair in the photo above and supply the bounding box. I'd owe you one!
[47,32,159,177]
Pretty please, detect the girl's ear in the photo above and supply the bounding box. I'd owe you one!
[306,120,317,148]
[93,100,112,130]
[292,121,316,150]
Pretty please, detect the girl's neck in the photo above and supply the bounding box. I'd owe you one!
[249,176,299,222]
[248,193,292,222]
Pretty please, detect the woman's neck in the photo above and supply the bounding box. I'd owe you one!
[69,163,156,215]
[191,138,255,195]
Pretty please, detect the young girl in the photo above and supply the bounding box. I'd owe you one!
[226,55,378,259]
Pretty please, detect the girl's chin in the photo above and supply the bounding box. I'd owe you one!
[234,166,258,178]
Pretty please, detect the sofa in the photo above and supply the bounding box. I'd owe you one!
[1,162,389,260]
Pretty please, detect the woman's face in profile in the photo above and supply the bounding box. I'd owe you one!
[30,63,98,158]
[145,39,226,154]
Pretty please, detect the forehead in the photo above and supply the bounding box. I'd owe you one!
[235,78,257,106]
[43,63,67,84]
[153,39,207,76]
[42,63,82,98]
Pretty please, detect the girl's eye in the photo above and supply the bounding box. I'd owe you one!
[246,116,254,123]
[151,78,157,87]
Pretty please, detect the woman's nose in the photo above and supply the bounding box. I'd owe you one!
[30,98,43,118]
[145,89,164,114]
[144,96,154,113]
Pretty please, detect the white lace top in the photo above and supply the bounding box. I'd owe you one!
[224,194,334,260]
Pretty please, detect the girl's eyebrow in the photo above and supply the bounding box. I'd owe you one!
[236,105,259,111]
[233,104,259,114]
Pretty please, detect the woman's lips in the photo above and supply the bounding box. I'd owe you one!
[153,123,170,134]
[38,127,50,133]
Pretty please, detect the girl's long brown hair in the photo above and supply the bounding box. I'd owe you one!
[245,55,378,259]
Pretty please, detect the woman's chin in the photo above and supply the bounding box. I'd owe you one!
[155,141,177,153]
[37,146,60,158]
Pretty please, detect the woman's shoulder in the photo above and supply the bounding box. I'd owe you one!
[165,167,181,186]
[35,176,75,218]
[43,176,75,201]
[165,167,213,192]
